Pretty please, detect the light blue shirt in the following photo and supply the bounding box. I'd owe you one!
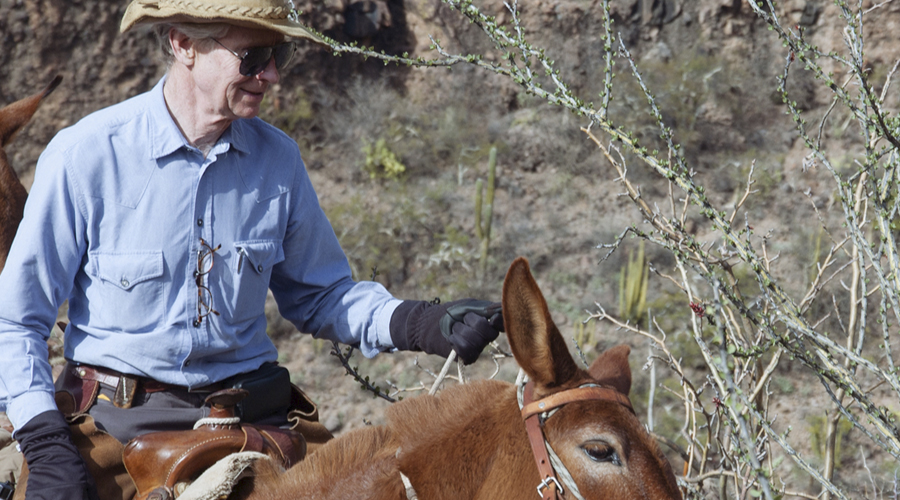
[0,78,401,431]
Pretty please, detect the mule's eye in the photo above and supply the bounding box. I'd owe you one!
[582,442,621,465]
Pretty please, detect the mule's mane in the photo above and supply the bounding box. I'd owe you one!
[385,378,513,438]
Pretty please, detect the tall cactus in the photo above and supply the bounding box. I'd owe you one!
[618,240,648,325]
[474,147,497,276]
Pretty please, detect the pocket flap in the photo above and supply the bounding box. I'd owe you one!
[89,251,164,290]
[234,240,285,274]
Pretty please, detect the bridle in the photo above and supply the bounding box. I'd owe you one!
[519,380,634,499]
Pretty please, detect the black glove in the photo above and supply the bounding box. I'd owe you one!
[390,299,504,364]
[15,410,98,500]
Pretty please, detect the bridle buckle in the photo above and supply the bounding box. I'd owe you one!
[536,476,563,497]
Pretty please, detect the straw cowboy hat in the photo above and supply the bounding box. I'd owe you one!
[120,0,323,42]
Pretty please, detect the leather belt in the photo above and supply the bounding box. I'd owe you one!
[71,364,224,409]
[71,364,121,388]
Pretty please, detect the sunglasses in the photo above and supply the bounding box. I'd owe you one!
[212,38,295,77]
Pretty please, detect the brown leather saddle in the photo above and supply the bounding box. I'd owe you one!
[122,388,306,500]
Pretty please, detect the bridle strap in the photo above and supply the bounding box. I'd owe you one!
[523,382,564,499]
[522,385,634,420]
[521,381,635,499]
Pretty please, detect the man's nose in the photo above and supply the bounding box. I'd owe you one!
[257,57,279,84]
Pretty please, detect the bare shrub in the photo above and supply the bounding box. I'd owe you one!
[312,0,900,497]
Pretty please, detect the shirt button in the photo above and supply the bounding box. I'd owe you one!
[197,218,203,227]
[193,319,201,327]
[257,264,263,272]
[120,279,130,288]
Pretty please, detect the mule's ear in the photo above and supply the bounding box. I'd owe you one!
[502,257,580,388]
[588,344,632,396]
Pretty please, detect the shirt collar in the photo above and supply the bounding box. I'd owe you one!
[147,76,188,160]
[225,118,251,155]
[147,76,251,159]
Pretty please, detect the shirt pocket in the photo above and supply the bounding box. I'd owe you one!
[227,240,285,324]
[86,251,165,332]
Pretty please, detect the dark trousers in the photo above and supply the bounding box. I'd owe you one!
[88,382,291,444]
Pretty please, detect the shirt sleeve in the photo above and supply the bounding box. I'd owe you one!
[0,142,87,432]
[268,158,401,358]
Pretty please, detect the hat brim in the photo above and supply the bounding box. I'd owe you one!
[120,3,326,45]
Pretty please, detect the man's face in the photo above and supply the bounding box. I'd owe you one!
[192,26,284,121]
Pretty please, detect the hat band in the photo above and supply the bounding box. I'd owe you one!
[158,0,292,20]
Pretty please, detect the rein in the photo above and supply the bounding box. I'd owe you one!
[519,380,634,499]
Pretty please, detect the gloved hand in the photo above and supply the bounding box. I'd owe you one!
[390,299,504,364]
[14,410,98,500]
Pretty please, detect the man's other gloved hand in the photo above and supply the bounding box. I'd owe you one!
[390,299,504,364]
[15,410,98,500]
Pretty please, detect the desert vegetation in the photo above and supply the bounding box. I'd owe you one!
[290,0,900,498]
[3,0,900,498]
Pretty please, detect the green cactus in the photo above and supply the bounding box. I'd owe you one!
[618,240,648,325]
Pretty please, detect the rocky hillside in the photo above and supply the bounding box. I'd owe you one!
[3,0,900,494]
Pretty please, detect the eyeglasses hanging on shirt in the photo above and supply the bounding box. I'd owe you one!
[194,238,221,327]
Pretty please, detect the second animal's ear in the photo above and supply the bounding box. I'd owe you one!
[588,344,633,396]
[0,75,62,147]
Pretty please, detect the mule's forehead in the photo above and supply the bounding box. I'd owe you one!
[544,400,651,451]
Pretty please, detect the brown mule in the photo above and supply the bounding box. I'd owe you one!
[243,257,682,500]
[0,75,62,272]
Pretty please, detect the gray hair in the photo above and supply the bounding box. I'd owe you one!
[153,22,232,60]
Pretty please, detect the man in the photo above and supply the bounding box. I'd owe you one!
[0,1,503,498]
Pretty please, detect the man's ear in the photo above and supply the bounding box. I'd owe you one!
[169,28,196,67]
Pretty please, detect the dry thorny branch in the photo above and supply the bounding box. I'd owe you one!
[332,340,513,403]
[312,0,900,498]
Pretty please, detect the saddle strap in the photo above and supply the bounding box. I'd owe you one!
[240,424,305,467]
[254,426,304,468]
[242,425,264,455]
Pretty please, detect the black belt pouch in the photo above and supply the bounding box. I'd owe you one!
[229,362,292,423]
